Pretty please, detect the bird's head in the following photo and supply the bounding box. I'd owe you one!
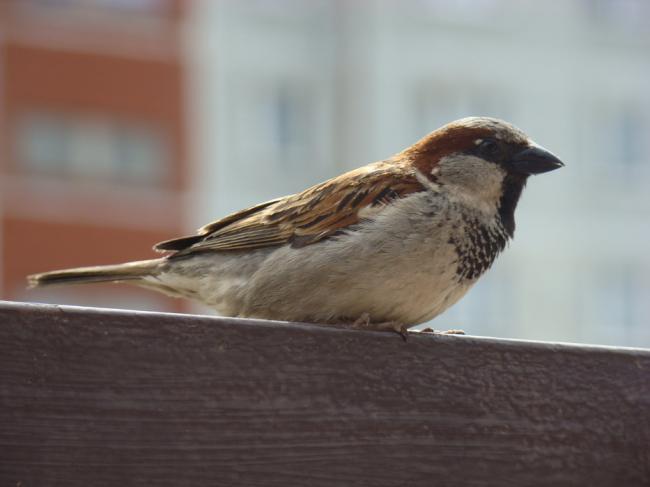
[403,116,564,236]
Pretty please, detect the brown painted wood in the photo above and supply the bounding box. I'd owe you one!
[0,300,649,486]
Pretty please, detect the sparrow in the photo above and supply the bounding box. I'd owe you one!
[28,117,564,337]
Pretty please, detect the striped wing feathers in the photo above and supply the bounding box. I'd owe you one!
[156,161,423,254]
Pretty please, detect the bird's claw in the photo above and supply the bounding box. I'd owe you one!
[352,312,371,328]
[349,314,409,341]
[396,324,410,342]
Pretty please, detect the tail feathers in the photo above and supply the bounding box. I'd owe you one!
[27,259,161,288]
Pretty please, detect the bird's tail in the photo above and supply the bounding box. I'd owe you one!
[27,259,162,288]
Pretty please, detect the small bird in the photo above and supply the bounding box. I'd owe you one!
[28,117,563,337]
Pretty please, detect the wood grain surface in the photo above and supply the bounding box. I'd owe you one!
[0,301,649,486]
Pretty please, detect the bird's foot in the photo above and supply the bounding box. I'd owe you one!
[350,314,410,341]
[352,312,371,328]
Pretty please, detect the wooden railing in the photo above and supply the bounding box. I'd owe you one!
[0,300,648,486]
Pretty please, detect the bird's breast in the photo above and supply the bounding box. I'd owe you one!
[446,209,510,281]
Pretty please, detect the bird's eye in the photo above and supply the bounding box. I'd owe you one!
[479,139,500,157]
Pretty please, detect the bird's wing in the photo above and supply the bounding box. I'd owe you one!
[155,161,424,255]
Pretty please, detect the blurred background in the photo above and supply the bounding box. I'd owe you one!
[1,0,649,347]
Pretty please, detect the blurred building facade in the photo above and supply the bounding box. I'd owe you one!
[0,0,187,312]
[2,0,649,347]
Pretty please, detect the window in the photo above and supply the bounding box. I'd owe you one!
[18,113,69,175]
[219,74,332,212]
[271,83,312,163]
[16,111,169,186]
[612,105,646,166]
[583,0,650,29]
[22,0,166,14]
[233,79,316,174]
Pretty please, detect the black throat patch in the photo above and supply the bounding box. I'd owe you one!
[498,173,527,238]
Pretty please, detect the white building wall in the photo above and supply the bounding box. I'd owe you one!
[186,0,650,347]
[186,1,339,218]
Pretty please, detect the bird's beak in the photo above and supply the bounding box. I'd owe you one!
[511,144,564,175]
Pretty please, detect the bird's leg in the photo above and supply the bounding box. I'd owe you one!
[350,314,410,341]
[352,312,371,328]
[366,321,410,341]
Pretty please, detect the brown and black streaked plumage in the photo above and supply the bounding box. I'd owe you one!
[156,161,423,254]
